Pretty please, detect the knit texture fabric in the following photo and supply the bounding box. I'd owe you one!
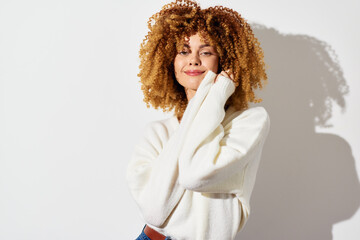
[127,71,270,240]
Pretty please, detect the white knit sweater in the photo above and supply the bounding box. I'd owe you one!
[126,71,270,240]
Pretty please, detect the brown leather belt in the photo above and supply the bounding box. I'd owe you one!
[144,225,167,240]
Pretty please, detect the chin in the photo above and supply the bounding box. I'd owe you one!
[185,76,205,84]
[181,82,201,91]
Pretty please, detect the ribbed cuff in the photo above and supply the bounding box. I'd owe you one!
[213,75,236,100]
[198,71,217,91]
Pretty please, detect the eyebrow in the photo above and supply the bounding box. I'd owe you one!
[183,43,212,49]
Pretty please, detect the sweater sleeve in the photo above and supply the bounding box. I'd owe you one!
[126,121,186,227]
[126,71,216,227]
[178,74,270,193]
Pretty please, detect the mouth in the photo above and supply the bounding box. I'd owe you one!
[184,70,205,76]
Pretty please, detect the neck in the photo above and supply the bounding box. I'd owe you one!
[185,88,196,101]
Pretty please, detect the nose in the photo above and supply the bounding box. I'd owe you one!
[189,54,200,66]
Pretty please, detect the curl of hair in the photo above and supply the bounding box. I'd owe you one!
[138,0,267,119]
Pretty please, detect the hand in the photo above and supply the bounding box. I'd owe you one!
[214,70,234,83]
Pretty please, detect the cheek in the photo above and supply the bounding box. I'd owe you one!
[174,56,182,73]
[173,57,182,80]
[205,57,219,73]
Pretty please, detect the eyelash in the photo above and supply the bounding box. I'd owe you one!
[179,51,212,56]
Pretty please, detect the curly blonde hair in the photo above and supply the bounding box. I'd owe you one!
[138,0,267,119]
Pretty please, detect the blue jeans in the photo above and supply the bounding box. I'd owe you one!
[136,225,171,240]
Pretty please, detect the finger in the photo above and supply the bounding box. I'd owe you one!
[215,71,227,83]
[219,70,230,78]
[225,70,234,80]
[220,70,234,81]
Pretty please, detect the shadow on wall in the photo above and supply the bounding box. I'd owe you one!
[236,24,360,240]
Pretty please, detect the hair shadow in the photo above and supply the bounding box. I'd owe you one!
[236,24,360,240]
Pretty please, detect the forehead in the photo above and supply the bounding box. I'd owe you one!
[181,33,212,47]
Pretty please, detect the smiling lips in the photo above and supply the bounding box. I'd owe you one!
[184,70,205,76]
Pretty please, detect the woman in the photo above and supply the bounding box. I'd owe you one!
[126,0,270,239]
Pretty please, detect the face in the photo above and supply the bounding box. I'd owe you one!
[174,33,219,99]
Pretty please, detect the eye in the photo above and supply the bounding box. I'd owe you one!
[200,51,212,56]
[179,50,189,55]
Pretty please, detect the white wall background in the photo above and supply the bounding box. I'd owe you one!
[0,0,359,239]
